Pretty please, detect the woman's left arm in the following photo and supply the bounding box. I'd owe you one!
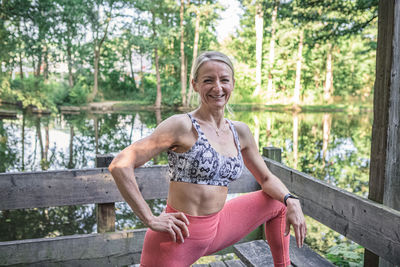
[236,121,307,248]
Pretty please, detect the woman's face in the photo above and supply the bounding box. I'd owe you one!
[192,60,234,109]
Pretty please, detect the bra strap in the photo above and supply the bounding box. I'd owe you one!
[227,119,242,151]
[187,113,204,136]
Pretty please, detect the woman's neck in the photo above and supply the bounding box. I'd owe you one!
[194,105,226,128]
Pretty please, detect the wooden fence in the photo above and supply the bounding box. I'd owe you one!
[0,147,399,266]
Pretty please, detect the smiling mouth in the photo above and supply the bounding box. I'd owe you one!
[208,94,225,99]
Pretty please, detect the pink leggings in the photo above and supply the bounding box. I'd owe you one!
[140,190,290,267]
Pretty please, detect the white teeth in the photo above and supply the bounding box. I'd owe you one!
[209,95,225,98]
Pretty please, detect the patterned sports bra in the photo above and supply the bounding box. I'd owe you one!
[167,113,244,187]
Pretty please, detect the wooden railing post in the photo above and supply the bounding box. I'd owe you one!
[262,147,282,163]
[96,154,116,233]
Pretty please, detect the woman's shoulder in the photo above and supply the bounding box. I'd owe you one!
[231,120,251,134]
[230,120,253,143]
[157,113,193,134]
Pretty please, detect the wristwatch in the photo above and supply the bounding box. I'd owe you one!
[283,193,299,206]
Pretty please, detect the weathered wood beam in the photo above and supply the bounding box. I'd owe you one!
[383,0,400,217]
[0,229,147,266]
[0,222,261,266]
[0,167,259,211]
[367,0,400,266]
[264,157,400,265]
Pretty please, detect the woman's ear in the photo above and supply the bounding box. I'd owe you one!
[192,79,198,92]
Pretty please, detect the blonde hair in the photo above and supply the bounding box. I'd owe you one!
[192,51,235,82]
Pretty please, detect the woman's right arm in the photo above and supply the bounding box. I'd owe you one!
[108,115,190,243]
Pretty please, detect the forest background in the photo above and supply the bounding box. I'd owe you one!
[0,0,379,266]
[0,0,378,112]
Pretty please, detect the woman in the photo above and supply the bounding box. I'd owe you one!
[108,51,306,267]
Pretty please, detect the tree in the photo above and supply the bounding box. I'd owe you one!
[266,0,279,98]
[180,0,187,107]
[186,1,221,107]
[55,0,87,88]
[253,1,263,97]
[86,0,116,102]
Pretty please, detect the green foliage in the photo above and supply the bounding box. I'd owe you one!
[68,82,90,105]
[326,243,364,267]
[9,76,56,112]
[100,70,138,100]
[224,0,377,105]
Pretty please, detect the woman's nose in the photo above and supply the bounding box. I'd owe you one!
[213,80,223,90]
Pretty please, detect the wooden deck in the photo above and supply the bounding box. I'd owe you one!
[0,149,399,266]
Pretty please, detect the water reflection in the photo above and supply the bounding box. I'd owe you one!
[0,106,372,241]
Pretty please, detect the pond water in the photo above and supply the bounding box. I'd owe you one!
[0,106,372,242]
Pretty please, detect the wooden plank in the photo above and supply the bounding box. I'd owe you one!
[0,228,147,266]
[288,237,334,267]
[233,240,274,267]
[234,238,333,267]
[0,166,258,211]
[209,261,227,267]
[224,259,246,267]
[264,158,400,265]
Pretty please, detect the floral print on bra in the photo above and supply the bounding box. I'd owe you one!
[168,113,244,187]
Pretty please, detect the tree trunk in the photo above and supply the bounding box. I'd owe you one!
[140,53,144,93]
[89,12,111,102]
[68,125,74,169]
[128,48,134,79]
[21,111,25,171]
[94,116,99,155]
[324,43,333,103]
[253,3,263,97]
[293,30,303,107]
[322,113,332,170]
[180,0,187,107]
[187,8,200,107]
[43,45,49,80]
[67,42,74,88]
[154,47,162,109]
[36,48,42,77]
[19,50,23,80]
[36,118,44,167]
[18,27,24,80]
[43,125,49,170]
[267,1,278,99]
[152,11,162,109]
[91,48,100,102]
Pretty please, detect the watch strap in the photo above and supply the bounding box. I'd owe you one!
[284,193,299,206]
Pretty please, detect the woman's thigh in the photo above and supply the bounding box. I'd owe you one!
[205,190,287,255]
[140,228,212,267]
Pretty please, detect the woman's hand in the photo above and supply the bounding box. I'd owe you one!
[284,199,307,248]
[148,212,190,243]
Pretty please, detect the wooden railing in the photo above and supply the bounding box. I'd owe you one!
[0,147,399,266]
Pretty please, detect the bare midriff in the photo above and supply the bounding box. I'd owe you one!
[167,181,228,216]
